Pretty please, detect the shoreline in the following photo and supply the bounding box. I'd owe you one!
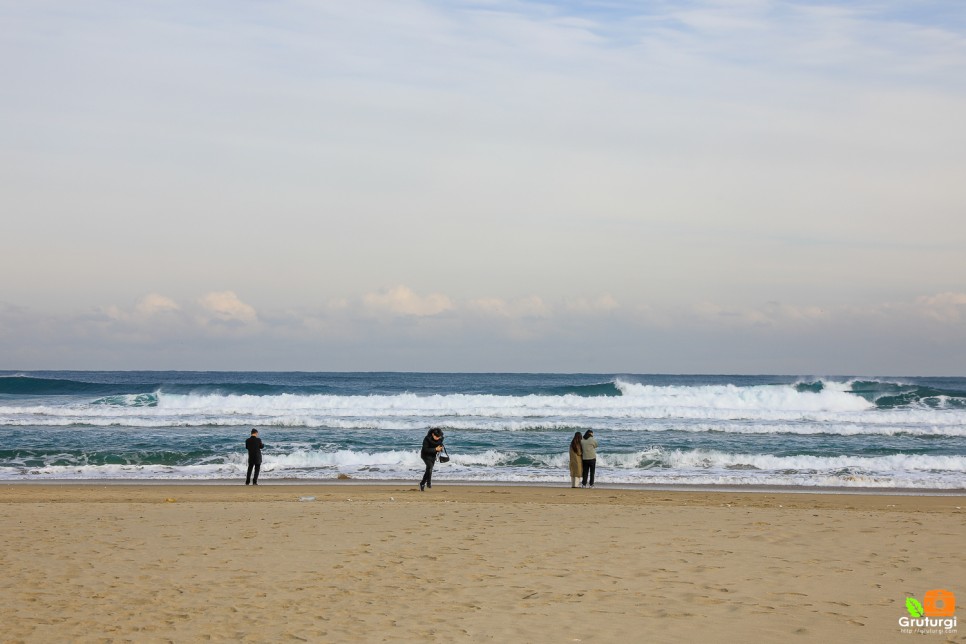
[2,483,964,512]
[1,478,964,496]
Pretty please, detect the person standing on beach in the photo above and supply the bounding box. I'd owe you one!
[245,428,264,485]
[569,431,583,488]
[419,427,444,491]
[580,430,599,488]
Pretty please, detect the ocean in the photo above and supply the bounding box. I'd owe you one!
[1,371,964,490]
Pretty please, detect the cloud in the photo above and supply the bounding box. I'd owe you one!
[135,293,180,317]
[466,295,551,319]
[564,294,619,315]
[198,291,258,326]
[1,288,965,372]
[917,292,966,323]
[688,301,829,328]
[362,286,453,317]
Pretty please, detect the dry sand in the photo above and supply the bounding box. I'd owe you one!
[1,484,963,643]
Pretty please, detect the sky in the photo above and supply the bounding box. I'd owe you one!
[1,0,965,374]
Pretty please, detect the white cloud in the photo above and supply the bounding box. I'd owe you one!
[362,286,453,317]
[198,291,258,326]
[917,292,966,323]
[101,305,127,322]
[564,294,619,315]
[467,295,551,319]
[135,293,180,317]
[684,300,833,328]
[1,288,965,372]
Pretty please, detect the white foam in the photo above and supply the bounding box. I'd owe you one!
[614,379,873,412]
[1,380,964,438]
[3,460,963,489]
[17,447,957,473]
[1,400,963,436]
[647,448,966,473]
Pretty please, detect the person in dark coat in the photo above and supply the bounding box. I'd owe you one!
[419,427,444,491]
[245,428,264,485]
[580,429,599,488]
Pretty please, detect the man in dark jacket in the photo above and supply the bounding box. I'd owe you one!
[419,427,444,491]
[245,428,264,485]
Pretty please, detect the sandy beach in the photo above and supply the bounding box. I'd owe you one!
[1,484,963,643]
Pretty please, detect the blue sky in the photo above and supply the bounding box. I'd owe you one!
[1,0,965,373]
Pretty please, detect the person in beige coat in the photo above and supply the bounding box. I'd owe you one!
[568,431,583,488]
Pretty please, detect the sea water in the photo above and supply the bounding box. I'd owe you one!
[1,371,964,489]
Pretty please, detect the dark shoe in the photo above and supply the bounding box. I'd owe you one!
[253,482,258,485]
[419,482,425,491]
[427,482,432,489]
[245,482,250,485]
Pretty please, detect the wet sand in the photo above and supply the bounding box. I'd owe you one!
[1,484,963,643]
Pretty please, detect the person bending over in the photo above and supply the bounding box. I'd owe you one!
[419,427,444,491]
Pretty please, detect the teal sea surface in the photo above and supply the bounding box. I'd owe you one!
[1,371,964,489]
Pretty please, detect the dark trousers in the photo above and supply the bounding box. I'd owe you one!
[420,455,436,486]
[246,461,261,485]
[581,459,596,486]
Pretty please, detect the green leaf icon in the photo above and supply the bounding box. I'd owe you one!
[906,597,925,618]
